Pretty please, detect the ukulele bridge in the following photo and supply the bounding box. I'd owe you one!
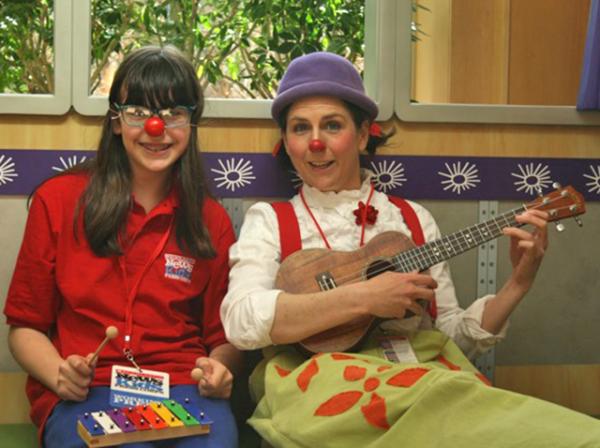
[316,272,337,290]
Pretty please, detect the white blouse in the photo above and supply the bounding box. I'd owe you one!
[221,174,507,358]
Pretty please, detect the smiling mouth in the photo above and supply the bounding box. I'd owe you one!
[308,161,334,169]
[141,143,171,153]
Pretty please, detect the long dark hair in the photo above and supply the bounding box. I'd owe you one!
[274,100,395,171]
[80,45,215,259]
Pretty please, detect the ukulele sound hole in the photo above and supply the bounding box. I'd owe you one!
[365,259,395,280]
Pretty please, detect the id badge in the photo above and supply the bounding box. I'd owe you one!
[379,335,418,363]
[109,365,170,407]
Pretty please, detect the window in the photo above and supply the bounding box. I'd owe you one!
[395,0,600,125]
[71,0,393,120]
[0,0,71,114]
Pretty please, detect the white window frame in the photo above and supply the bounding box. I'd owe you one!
[0,0,72,115]
[365,0,395,121]
[72,0,394,120]
[394,0,600,125]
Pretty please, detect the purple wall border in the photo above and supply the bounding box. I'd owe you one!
[0,149,599,201]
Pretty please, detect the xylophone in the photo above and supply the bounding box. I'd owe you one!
[77,399,212,447]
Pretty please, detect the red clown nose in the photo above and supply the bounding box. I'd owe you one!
[144,116,165,137]
[308,139,326,152]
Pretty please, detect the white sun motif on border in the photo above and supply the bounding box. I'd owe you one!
[370,160,407,192]
[0,155,18,186]
[511,163,552,195]
[52,155,88,172]
[211,158,256,192]
[583,165,600,195]
[438,161,480,195]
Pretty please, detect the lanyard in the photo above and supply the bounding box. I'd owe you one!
[119,216,174,370]
[300,183,375,248]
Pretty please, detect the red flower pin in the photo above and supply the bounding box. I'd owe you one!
[353,201,378,226]
[369,122,382,137]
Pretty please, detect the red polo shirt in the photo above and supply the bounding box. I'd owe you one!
[4,172,235,431]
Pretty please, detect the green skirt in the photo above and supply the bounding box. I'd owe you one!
[248,330,600,448]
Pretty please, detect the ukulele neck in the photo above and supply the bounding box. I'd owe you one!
[392,206,526,273]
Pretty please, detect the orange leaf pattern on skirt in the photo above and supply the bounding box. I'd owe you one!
[360,393,390,430]
[331,353,357,361]
[364,377,380,392]
[314,391,364,416]
[297,358,319,392]
[476,373,492,386]
[344,365,367,381]
[436,354,461,370]
[386,368,430,388]
[274,364,291,377]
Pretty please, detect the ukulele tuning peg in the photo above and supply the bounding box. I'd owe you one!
[574,217,583,227]
[555,222,566,232]
[552,181,562,190]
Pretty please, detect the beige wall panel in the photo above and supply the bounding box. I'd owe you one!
[0,115,278,153]
[1,113,600,158]
[389,121,600,158]
[0,114,103,151]
[508,0,590,105]
[450,0,510,104]
[0,373,30,424]
[199,119,280,153]
[413,0,452,103]
[0,199,27,373]
[496,365,600,416]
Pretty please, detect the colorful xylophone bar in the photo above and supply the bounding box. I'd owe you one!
[77,399,212,447]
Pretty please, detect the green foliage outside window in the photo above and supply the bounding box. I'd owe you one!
[0,0,55,94]
[91,0,365,99]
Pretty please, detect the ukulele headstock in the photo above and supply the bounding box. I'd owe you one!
[525,185,586,227]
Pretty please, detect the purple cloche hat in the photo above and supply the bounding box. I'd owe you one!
[271,52,378,122]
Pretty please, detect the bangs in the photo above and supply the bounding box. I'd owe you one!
[119,54,197,109]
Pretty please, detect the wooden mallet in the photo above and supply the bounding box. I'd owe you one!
[191,367,204,382]
[88,326,118,365]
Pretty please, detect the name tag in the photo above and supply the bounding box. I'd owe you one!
[109,365,170,407]
[379,336,419,363]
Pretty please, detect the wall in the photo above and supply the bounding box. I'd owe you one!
[1,112,599,421]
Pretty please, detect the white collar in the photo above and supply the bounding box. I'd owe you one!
[301,169,375,209]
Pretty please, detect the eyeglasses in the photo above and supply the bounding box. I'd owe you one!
[112,104,196,128]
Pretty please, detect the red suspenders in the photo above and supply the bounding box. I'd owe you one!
[271,201,302,261]
[386,196,425,246]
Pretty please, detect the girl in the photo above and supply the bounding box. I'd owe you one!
[4,45,240,447]
[221,51,600,447]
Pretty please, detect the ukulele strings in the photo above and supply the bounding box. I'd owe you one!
[323,195,573,289]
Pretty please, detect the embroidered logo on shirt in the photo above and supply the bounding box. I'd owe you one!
[164,254,195,283]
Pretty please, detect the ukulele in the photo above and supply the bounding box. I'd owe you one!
[275,185,586,355]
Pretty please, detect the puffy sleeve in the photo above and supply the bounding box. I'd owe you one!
[220,202,283,350]
[412,202,509,358]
